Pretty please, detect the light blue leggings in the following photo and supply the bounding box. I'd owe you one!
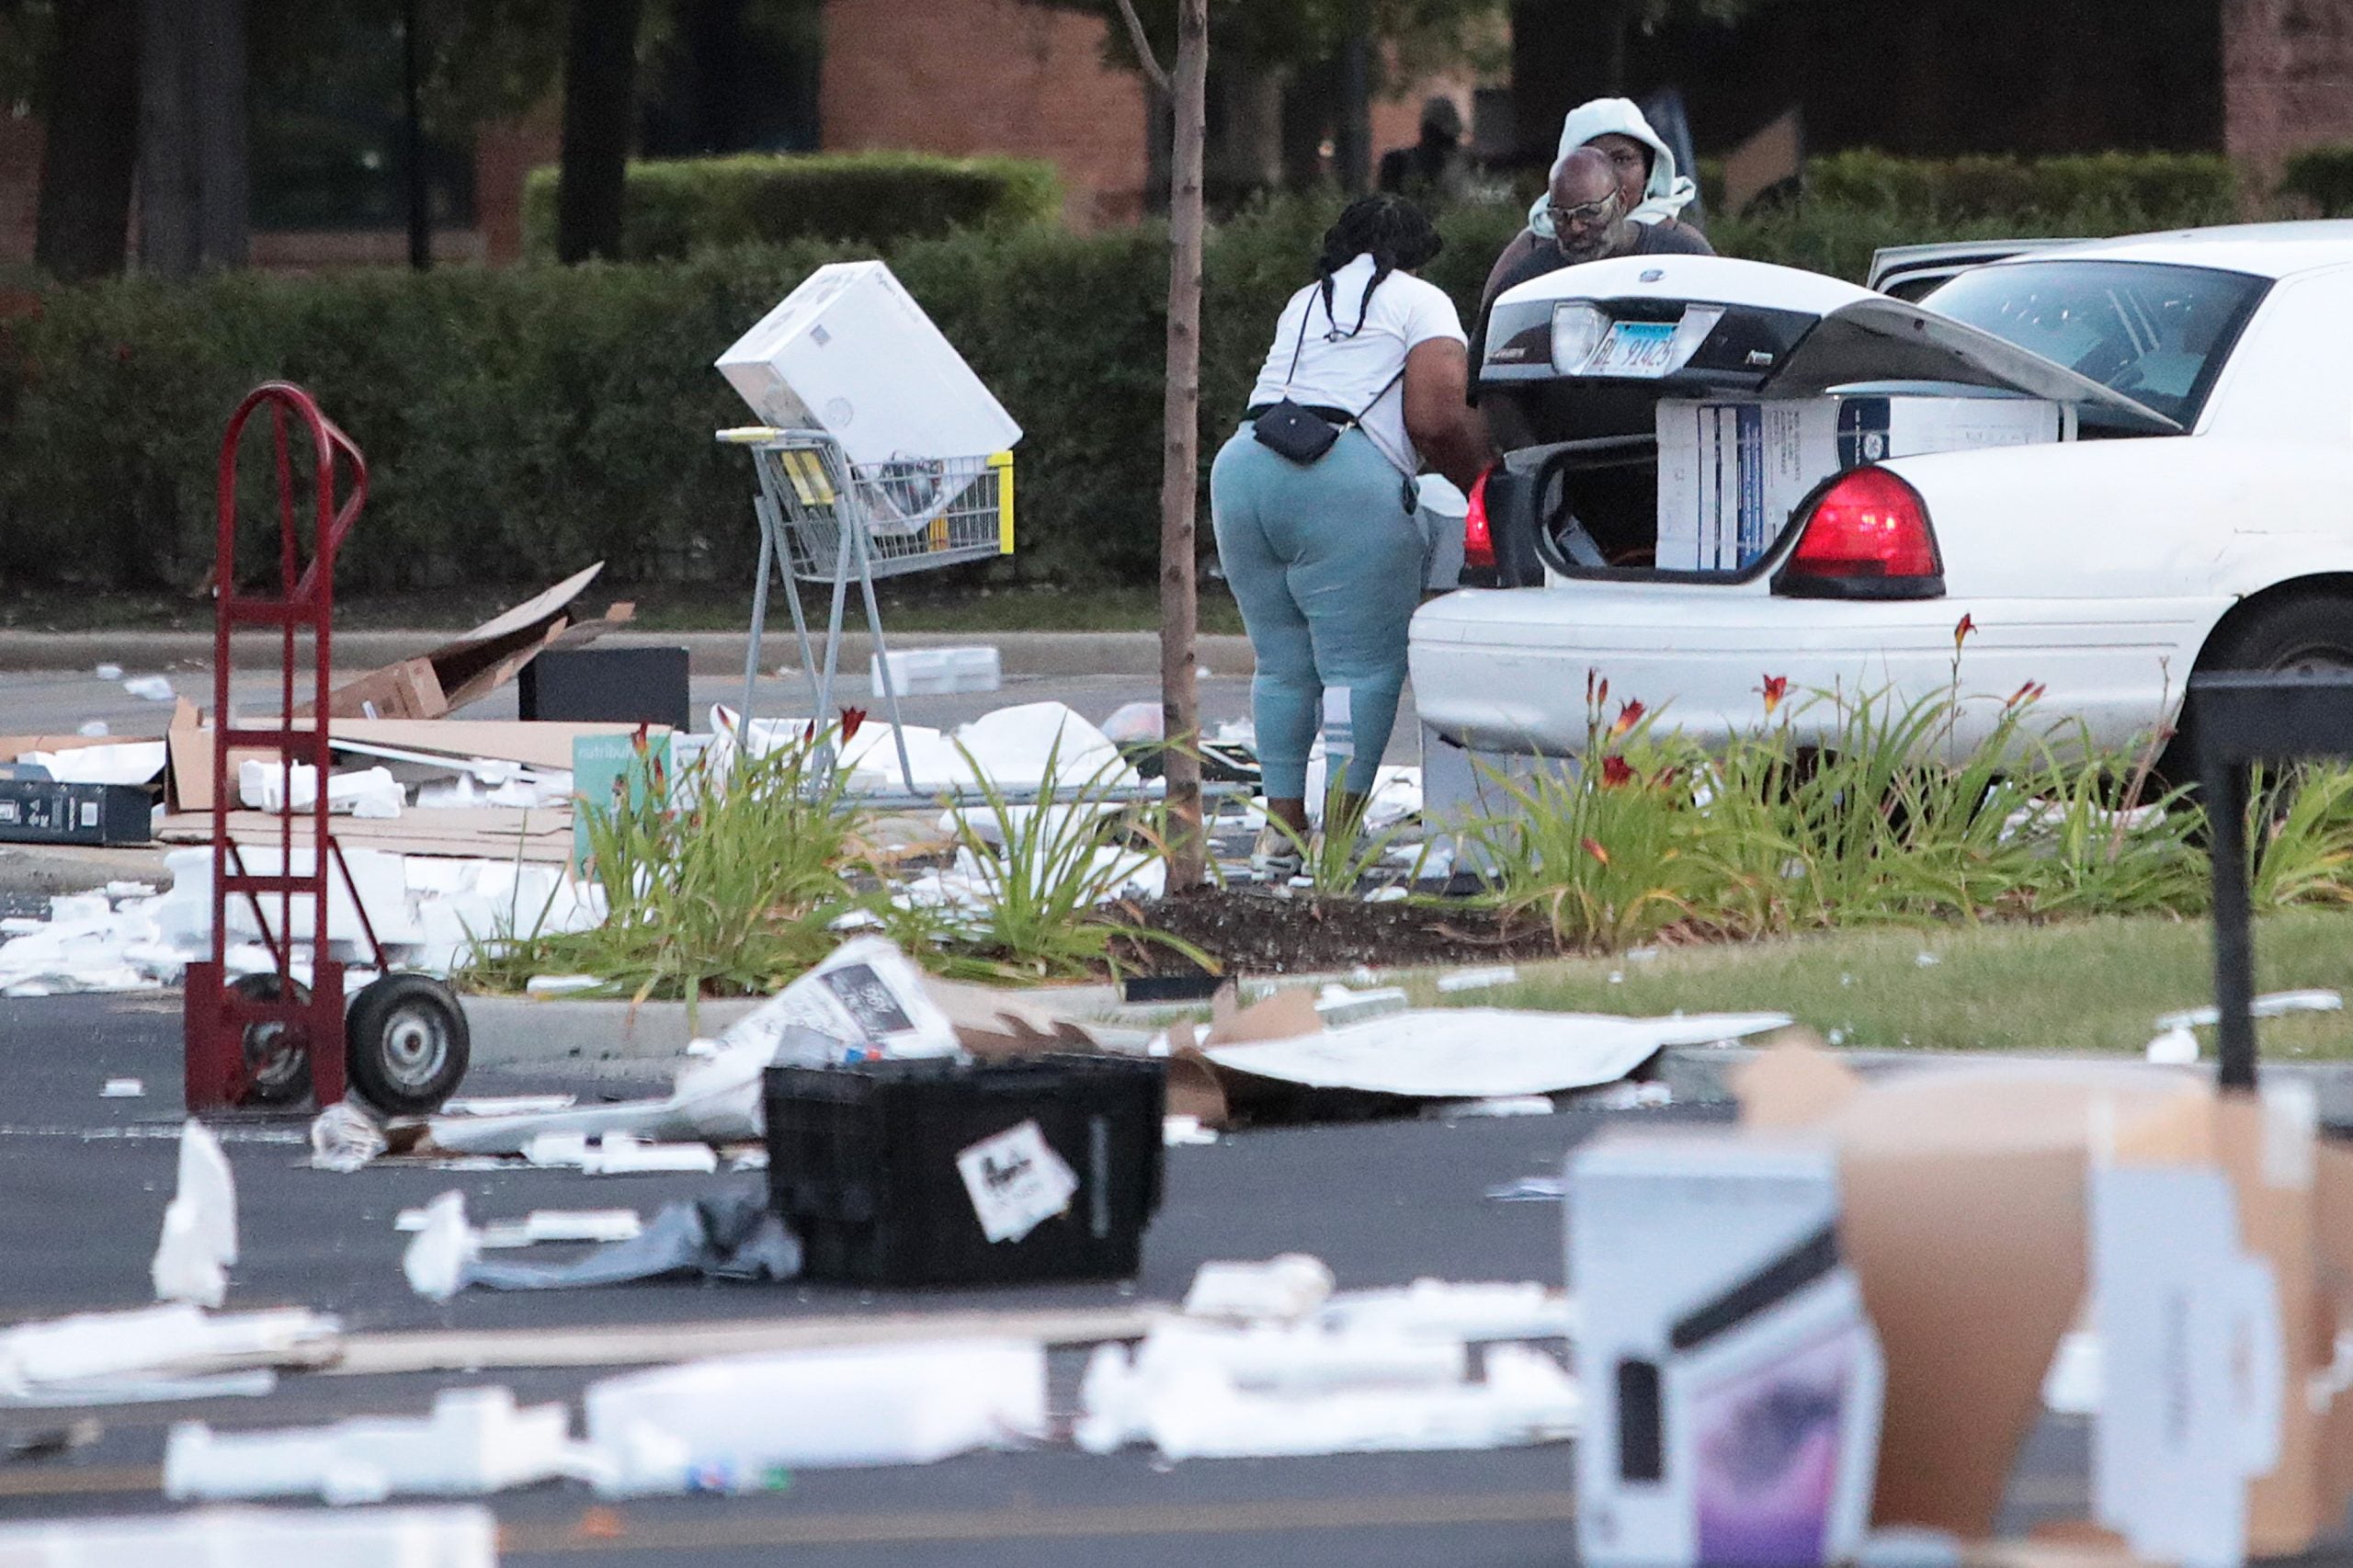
[1211,426,1428,800]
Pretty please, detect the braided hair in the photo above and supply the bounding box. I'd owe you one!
[1313,193,1443,339]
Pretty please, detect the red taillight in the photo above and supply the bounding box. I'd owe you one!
[1463,469,1495,570]
[1774,467,1943,597]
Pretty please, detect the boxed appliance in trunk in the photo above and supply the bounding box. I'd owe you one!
[716,260,1022,467]
[1655,392,2073,573]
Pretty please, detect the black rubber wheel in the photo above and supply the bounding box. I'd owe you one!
[345,973,471,1115]
[229,971,313,1106]
[2159,593,2353,788]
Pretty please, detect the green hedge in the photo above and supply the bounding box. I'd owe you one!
[519,151,1064,262]
[2279,144,2353,217]
[0,178,2238,597]
[1805,149,2236,225]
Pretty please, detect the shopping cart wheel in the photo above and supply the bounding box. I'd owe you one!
[346,973,471,1116]
[229,971,313,1107]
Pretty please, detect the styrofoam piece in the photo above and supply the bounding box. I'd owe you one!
[153,1120,237,1309]
[402,1193,477,1303]
[151,846,424,951]
[439,1095,579,1117]
[1436,966,1519,994]
[715,259,1022,466]
[1315,1279,1577,1343]
[103,881,156,901]
[871,645,1002,697]
[587,1134,719,1176]
[2043,1329,2100,1415]
[121,675,176,702]
[393,1209,643,1249]
[2145,1026,2200,1065]
[93,663,123,681]
[1314,984,1410,1028]
[1085,1341,1577,1460]
[1430,1095,1557,1118]
[50,892,109,924]
[0,1305,339,1405]
[238,762,404,819]
[19,741,166,786]
[584,1340,1048,1493]
[525,973,604,997]
[1183,1256,1336,1324]
[164,1385,591,1505]
[2154,989,2343,1032]
[310,1103,387,1174]
[100,1078,144,1098]
[0,1504,500,1565]
[1164,1115,1218,1147]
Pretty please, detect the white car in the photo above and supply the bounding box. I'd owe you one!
[1412,223,2353,785]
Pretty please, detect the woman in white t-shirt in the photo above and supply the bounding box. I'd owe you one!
[1211,195,1489,880]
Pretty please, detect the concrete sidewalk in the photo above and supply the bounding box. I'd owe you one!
[0,628,1259,677]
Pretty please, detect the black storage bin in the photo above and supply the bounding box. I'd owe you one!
[764,1053,1166,1287]
[518,646,691,732]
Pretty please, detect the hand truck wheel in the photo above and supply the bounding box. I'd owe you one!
[346,973,471,1116]
[228,971,314,1106]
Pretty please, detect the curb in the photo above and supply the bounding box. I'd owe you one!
[0,629,1259,680]
[459,993,766,1074]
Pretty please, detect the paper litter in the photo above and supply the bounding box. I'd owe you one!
[152,1120,238,1309]
[311,1101,389,1173]
[0,1506,501,1565]
[164,1385,594,1505]
[120,675,175,702]
[583,1340,1047,1493]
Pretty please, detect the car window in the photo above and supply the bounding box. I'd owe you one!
[1920,260,2268,427]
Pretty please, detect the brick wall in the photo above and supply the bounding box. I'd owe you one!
[0,114,42,266]
[2225,0,2353,194]
[820,0,1150,225]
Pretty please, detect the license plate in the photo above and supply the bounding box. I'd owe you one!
[1586,319,1679,378]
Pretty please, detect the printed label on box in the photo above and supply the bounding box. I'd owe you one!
[957,1119,1079,1244]
[820,963,917,1040]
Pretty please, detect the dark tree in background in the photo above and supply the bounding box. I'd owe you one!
[557,0,647,263]
[28,0,141,281]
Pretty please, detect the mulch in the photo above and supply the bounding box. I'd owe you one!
[1111,886,1568,978]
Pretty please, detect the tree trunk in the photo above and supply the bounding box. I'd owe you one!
[1158,0,1209,891]
[557,0,645,264]
[138,0,247,277]
[1335,20,1371,193]
[33,0,142,282]
[402,0,431,270]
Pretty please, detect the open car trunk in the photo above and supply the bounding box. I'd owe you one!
[1473,256,2179,585]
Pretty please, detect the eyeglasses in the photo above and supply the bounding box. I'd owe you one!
[1545,195,1620,229]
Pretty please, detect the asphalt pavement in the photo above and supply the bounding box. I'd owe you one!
[0,993,2116,1565]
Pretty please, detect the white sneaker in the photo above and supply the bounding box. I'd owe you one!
[1249,827,1304,883]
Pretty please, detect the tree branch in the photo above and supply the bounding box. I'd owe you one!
[1112,0,1171,94]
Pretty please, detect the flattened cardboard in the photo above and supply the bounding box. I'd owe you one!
[309,657,447,722]
[173,719,667,810]
[922,977,1107,1060]
[430,563,604,712]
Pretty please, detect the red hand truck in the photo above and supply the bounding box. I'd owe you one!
[181,382,471,1119]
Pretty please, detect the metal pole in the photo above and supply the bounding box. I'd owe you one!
[2204,755,2258,1091]
[402,0,430,271]
[853,527,918,792]
[739,493,775,761]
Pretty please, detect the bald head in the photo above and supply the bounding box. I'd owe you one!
[1547,147,1631,262]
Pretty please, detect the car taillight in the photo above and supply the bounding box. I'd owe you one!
[1463,470,1495,570]
[1771,466,1944,599]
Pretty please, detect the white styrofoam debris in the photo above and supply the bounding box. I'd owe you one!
[1571,1080,1674,1111]
[1437,966,1518,994]
[870,645,1001,696]
[0,1504,499,1564]
[100,1077,143,1098]
[0,1304,339,1406]
[121,675,176,702]
[152,1120,238,1309]
[92,663,124,681]
[1314,1279,1576,1344]
[2145,1026,2200,1066]
[402,1193,477,1303]
[397,1207,642,1248]
[2042,1328,2100,1415]
[438,1095,578,1118]
[311,1102,388,1174]
[1183,1256,1336,1324]
[1430,1095,1556,1119]
[586,1134,720,1176]
[2154,988,2343,1032]
[237,762,404,819]
[22,741,166,785]
[104,881,156,901]
[583,1341,1048,1493]
[1314,984,1409,1027]
[164,1385,592,1505]
[1164,1115,1218,1147]
[525,973,604,997]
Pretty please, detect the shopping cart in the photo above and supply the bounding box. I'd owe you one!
[718,427,1012,792]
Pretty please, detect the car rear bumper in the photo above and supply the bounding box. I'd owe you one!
[1408,585,2217,756]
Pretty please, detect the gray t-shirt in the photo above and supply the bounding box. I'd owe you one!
[1467,222,1717,392]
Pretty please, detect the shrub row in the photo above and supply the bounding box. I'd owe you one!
[0,176,2234,596]
[518,151,1064,262]
[1802,148,2238,225]
[2279,144,2353,217]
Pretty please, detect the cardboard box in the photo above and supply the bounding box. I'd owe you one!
[715,261,1021,467]
[1574,1045,2353,1568]
[1655,393,2072,572]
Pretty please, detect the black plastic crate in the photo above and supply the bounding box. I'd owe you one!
[764,1053,1166,1288]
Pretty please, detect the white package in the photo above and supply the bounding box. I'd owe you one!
[871,645,1002,697]
[0,1505,497,1567]
[584,1340,1047,1493]
[1655,392,2070,572]
[716,260,1020,466]
[1570,1131,1883,1568]
[165,1385,587,1505]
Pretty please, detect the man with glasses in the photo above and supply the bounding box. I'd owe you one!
[1468,147,1712,387]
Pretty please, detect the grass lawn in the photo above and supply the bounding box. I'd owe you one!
[1409,910,2353,1059]
[0,584,1247,637]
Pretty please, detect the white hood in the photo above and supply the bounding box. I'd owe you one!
[1527,97,1698,237]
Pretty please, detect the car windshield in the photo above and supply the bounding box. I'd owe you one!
[1921,259,2268,427]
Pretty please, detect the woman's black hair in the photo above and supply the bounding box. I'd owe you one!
[1313,193,1443,339]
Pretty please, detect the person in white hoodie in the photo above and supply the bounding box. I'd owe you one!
[1472,97,1711,352]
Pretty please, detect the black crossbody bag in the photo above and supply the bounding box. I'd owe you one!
[1250,295,1407,466]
